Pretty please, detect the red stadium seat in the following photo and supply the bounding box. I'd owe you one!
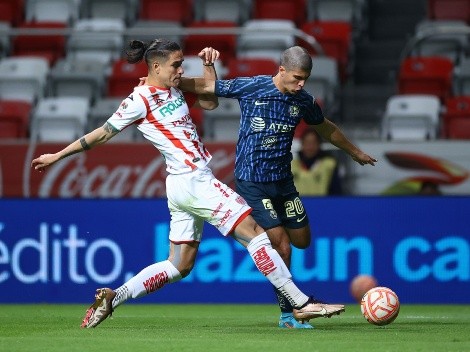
[12,22,66,66]
[0,100,31,139]
[253,0,306,27]
[299,21,352,82]
[0,0,24,26]
[427,0,470,22]
[106,59,148,97]
[139,0,193,25]
[442,96,470,139]
[398,56,454,102]
[225,57,279,79]
[183,21,237,65]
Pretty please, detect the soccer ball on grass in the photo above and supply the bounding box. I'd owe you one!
[360,286,400,326]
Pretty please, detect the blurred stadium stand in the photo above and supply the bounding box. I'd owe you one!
[1,0,470,142]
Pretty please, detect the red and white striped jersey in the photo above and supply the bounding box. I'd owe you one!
[107,85,212,174]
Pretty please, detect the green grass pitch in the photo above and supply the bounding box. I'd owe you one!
[1,304,469,352]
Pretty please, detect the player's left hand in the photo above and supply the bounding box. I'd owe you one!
[198,47,220,66]
[351,152,377,166]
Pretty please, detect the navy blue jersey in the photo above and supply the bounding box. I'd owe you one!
[214,75,325,182]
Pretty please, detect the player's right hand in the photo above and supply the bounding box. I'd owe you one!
[31,153,58,172]
[198,47,220,66]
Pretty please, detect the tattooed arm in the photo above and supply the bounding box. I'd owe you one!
[31,122,120,171]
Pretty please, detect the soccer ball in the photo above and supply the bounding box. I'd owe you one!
[360,286,400,326]
[350,274,378,303]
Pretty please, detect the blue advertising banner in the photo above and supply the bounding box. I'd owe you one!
[0,197,468,304]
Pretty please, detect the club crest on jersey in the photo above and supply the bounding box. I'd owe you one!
[120,101,128,110]
[289,105,300,117]
[262,199,278,219]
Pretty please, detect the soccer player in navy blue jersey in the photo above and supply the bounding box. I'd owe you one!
[182,45,377,328]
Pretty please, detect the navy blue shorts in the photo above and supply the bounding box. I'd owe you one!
[235,177,309,230]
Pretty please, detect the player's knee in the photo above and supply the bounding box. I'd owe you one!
[177,262,195,278]
[169,257,194,278]
[289,227,311,249]
[292,237,311,249]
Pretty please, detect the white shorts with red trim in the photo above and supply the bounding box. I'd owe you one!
[166,167,252,242]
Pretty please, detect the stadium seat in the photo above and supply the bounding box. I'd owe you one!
[67,18,125,65]
[180,55,226,78]
[0,0,24,26]
[253,0,306,27]
[0,99,31,138]
[299,20,352,82]
[48,58,107,104]
[304,56,339,111]
[183,21,237,65]
[381,94,441,140]
[11,22,67,66]
[26,0,80,24]
[203,97,241,141]
[138,0,194,26]
[89,97,137,142]
[454,57,470,95]
[80,0,139,25]
[193,0,252,24]
[125,20,183,46]
[0,57,49,103]
[307,0,365,23]
[225,57,279,78]
[237,19,296,61]
[398,56,454,102]
[412,20,468,64]
[88,97,122,129]
[0,22,10,58]
[106,59,148,97]
[31,97,90,142]
[442,96,470,139]
[427,0,470,22]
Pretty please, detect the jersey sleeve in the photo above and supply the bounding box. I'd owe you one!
[107,93,147,131]
[303,99,325,125]
[214,78,254,98]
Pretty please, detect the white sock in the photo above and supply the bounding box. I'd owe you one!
[247,233,309,308]
[112,260,182,309]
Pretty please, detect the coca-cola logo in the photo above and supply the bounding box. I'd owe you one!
[1,142,236,198]
[38,154,168,198]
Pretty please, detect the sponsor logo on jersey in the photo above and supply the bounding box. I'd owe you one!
[250,117,265,132]
[267,122,295,133]
[158,96,186,117]
[261,135,277,148]
[255,100,268,106]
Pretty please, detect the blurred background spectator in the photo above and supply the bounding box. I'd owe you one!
[291,127,343,196]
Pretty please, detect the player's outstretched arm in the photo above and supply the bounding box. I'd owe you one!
[31,122,119,172]
[314,119,377,166]
[194,47,219,110]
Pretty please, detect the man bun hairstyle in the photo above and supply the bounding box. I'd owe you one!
[126,39,182,67]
